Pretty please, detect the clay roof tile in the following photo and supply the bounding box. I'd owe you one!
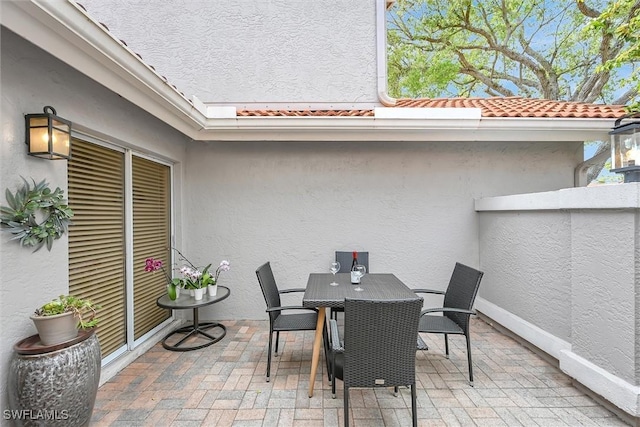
[239,97,625,119]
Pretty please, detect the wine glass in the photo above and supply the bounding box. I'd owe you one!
[329,262,340,286]
[352,264,366,292]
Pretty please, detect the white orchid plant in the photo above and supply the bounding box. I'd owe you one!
[145,248,230,299]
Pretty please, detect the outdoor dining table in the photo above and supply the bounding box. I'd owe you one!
[302,272,418,397]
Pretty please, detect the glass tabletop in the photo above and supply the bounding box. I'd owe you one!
[156,286,230,310]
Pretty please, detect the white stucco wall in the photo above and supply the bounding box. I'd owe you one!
[478,211,572,340]
[80,0,378,104]
[184,140,582,321]
[570,210,637,382]
[0,28,189,413]
[475,185,640,417]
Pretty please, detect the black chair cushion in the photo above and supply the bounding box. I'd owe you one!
[419,314,464,335]
[273,312,318,331]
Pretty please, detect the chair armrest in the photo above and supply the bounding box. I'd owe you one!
[329,319,344,352]
[266,306,318,313]
[412,288,445,295]
[279,288,306,294]
[420,307,476,316]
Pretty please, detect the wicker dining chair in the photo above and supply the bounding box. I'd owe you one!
[329,297,422,427]
[256,262,323,382]
[330,251,370,320]
[414,262,484,385]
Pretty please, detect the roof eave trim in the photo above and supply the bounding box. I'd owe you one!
[190,116,614,141]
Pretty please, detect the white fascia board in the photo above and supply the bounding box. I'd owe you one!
[190,116,612,142]
[480,117,614,132]
[374,107,481,120]
[2,0,207,138]
[446,117,613,142]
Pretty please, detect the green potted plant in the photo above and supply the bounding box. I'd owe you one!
[30,295,100,345]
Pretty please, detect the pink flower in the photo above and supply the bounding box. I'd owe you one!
[145,257,163,272]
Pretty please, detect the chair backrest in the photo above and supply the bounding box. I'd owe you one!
[342,297,422,388]
[255,262,282,322]
[335,251,369,273]
[443,262,484,331]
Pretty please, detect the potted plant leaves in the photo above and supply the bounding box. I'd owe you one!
[30,295,100,345]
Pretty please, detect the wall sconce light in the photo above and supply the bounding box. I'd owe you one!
[25,106,72,160]
[610,112,640,183]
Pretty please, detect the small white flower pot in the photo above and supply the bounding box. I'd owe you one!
[207,283,218,296]
[193,288,204,301]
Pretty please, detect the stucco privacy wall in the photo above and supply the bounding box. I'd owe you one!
[80,0,378,104]
[477,211,572,341]
[184,139,583,322]
[0,28,189,413]
[475,184,640,417]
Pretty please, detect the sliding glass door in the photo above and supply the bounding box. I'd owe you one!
[68,138,172,359]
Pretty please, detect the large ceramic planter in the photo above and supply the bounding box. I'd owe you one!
[9,330,101,427]
[29,311,78,345]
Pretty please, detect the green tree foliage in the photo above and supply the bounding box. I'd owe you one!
[587,0,640,111]
[388,0,638,106]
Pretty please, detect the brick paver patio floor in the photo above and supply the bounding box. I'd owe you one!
[91,317,630,426]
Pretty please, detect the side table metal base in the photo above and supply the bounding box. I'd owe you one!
[161,307,227,351]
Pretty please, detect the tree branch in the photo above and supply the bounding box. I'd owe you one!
[576,0,601,18]
[457,54,516,96]
[613,87,638,105]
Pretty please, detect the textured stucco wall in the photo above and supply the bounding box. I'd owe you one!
[478,212,572,340]
[571,210,637,384]
[184,140,582,322]
[476,187,640,386]
[80,0,378,104]
[0,28,189,414]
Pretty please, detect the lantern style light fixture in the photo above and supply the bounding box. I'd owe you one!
[610,112,640,183]
[25,106,72,160]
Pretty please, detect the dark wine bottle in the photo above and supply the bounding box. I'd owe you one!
[351,251,358,271]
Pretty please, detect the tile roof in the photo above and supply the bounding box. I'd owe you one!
[396,97,626,118]
[237,97,626,119]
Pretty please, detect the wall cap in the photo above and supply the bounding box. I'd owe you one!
[475,183,640,211]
